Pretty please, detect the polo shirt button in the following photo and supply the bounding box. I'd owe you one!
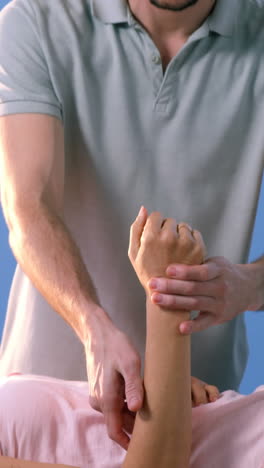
[151,54,161,65]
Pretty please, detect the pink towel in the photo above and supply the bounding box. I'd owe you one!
[0,374,264,467]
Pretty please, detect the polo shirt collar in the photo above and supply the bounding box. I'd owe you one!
[90,0,131,24]
[208,0,239,37]
[91,0,239,37]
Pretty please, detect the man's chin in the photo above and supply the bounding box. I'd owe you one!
[149,0,200,12]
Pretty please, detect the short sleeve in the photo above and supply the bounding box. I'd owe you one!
[0,0,63,121]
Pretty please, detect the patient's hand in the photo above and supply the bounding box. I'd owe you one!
[128,208,206,292]
[191,376,220,407]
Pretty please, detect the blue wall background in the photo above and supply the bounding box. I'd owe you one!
[0,0,263,394]
[1,0,9,9]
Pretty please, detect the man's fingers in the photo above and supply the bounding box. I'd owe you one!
[104,407,130,450]
[89,394,101,412]
[166,260,221,282]
[125,378,144,413]
[102,377,131,449]
[128,206,148,259]
[179,312,215,334]
[124,376,144,412]
[121,358,144,412]
[148,277,220,297]
[151,291,216,311]
[122,406,136,435]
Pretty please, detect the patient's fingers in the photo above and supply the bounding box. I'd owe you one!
[192,381,220,407]
[192,229,207,260]
[191,382,208,407]
[162,218,178,235]
[128,206,148,260]
[177,222,194,240]
[141,211,164,242]
[205,384,220,403]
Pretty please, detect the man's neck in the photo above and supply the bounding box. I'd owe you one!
[129,0,216,40]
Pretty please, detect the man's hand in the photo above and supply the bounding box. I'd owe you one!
[84,313,143,450]
[148,256,260,334]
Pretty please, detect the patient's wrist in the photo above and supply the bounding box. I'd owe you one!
[146,296,191,335]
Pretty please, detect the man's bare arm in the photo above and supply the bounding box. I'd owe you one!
[0,114,104,342]
[248,255,264,311]
[0,114,144,448]
[0,457,78,468]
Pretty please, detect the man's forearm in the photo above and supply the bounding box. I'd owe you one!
[123,299,192,468]
[246,255,264,311]
[8,200,109,344]
[0,457,78,468]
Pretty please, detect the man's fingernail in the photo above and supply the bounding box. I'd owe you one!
[149,279,158,289]
[153,293,163,304]
[185,324,193,334]
[167,267,177,276]
[129,397,140,408]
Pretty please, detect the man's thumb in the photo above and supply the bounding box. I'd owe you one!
[122,359,144,412]
[125,375,144,412]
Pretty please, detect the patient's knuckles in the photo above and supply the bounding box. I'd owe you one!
[175,236,202,264]
[193,243,205,264]
[160,229,177,246]
[194,234,207,258]
[178,235,194,250]
[184,242,205,265]
[178,226,194,243]
[141,229,156,246]
[149,211,163,224]
[142,231,176,255]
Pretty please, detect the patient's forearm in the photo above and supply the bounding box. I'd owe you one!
[123,299,191,468]
[0,457,78,468]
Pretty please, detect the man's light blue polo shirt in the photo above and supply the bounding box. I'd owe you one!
[0,0,263,390]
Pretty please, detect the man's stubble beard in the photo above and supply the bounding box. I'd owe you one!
[149,0,199,11]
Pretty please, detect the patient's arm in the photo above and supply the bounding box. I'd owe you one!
[123,209,206,468]
[0,457,79,468]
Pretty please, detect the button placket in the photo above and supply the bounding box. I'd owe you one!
[151,53,161,65]
[134,26,189,115]
[130,20,164,96]
[146,42,164,98]
[153,42,199,114]
[153,59,180,113]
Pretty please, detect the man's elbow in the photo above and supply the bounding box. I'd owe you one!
[2,190,39,258]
